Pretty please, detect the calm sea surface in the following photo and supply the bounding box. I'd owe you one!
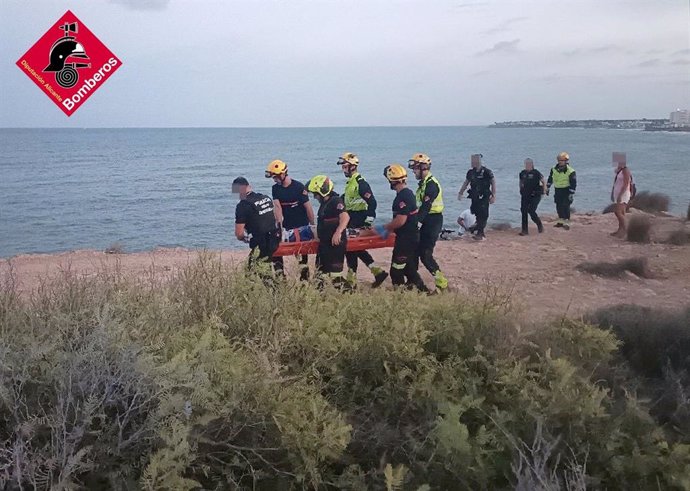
[1,127,688,257]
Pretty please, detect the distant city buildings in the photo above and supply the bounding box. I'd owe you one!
[670,109,690,126]
[489,113,690,133]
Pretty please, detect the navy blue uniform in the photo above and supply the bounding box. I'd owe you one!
[390,188,426,291]
[519,169,544,233]
[466,166,494,237]
[272,180,310,279]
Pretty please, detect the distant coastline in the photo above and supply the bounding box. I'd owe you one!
[488,119,690,132]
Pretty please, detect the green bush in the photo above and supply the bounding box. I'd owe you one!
[1,255,689,490]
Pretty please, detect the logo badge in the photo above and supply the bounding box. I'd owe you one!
[16,10,122,116]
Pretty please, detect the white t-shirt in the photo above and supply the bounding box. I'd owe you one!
[458,209,476,233]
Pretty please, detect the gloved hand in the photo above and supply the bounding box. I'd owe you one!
[364,216,375,227]
[417,222,423,230]
[568,192,574,203]
[374,224,390,240]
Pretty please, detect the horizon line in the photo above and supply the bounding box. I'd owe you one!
[0,118,668,130]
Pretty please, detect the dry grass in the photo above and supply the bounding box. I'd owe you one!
[626,215,652,243]
[576,257,652,279]
[629,191,670,213]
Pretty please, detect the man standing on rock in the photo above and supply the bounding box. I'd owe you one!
[458,154,496,241]
[547,152,577,230]
[518,158,546,235]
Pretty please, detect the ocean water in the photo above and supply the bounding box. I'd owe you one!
[1,127,688,257]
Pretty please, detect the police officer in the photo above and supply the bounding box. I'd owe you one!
[382,164,428,292]
[458,154,496,241]
[266,159,315,279]
[338,152,388,288]
[546,152,577,230]
[305,175,349,288]
[232,177,283,274]
[518,158,546,235]
[408,153,448,291]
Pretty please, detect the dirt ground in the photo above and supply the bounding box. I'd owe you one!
[2,210,689,320]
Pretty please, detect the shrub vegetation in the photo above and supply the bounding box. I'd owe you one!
[627,215,652,243]
[576,257,652,278]
[630,191,670,213]
[1,255,689,490]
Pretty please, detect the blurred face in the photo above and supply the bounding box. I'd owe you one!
[341,163,356,177]
[524,160,534,171]
[557,159,567,168]
[271,172,287,185]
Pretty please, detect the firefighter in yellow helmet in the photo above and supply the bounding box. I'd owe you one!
[266,159,315,280]
[408,153,448,291]
[337,152,388,288]
[305,175,350,289]
[546,152,577,230]
[381,164,428,292]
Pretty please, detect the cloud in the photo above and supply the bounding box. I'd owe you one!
[453,1,489,10]
[110,0,170,10]
[475,39,520,56]
[673,48,690,56]
[563,45,625,57]
[635,58,661,68]
[672,59,690,65]
[482,16,528,35]
[471,70,491,77]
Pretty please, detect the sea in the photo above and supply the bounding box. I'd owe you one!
[1,127,688,258]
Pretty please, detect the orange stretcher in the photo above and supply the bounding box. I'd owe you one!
[273,230,396,257]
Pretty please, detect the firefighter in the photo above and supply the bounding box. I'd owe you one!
[338,152,388,288]
[408,153,448,291]
[305,175,350,288]
[546,152,577,230]
[232,177,283,275]
[382,164,428,292]
[266,159,315,279]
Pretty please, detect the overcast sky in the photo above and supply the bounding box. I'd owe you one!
[1,0,688,127]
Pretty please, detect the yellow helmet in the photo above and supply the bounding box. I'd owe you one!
[306,175,334,197]
[265,159,288,177]
[384,164,408,182]
[408,153,431,168]
[337,152,359,166]
[557,152,570,162]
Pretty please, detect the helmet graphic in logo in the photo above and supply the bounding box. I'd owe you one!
[43,22,90,88]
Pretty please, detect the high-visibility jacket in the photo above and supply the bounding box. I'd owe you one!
[416,174,444,214]
[549,165,576,189]
[344,173,369,212]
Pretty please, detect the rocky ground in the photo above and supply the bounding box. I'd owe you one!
[2,210,688,320]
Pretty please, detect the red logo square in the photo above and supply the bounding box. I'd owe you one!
[16,10,122,116]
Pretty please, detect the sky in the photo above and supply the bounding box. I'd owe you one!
[1,0,688,127]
